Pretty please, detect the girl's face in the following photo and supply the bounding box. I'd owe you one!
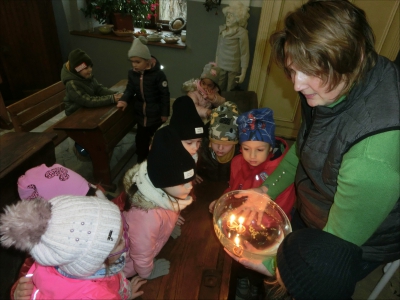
[182,138,201,156]
[200,78,216,91]
[107,218,128,264]
[211,142,234,157]
[288,62,346,107]
[78,66,93,79]
[164,182,193,199]
[241,141,270,167]
[130,56,149,72]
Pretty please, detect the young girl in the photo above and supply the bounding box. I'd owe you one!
[118,37,170,163]
[0,196,147,299]
[197,101,240,182]
[182,62,226,120]
[122,126,196,279]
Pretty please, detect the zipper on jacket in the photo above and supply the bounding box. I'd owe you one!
[140,73,147,127]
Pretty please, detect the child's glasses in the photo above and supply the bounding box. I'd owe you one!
[108,213,129,258]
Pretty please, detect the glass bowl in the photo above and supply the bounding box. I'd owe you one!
[213,190,291,259]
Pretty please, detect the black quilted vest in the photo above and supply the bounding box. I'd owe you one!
[295,56,400,263]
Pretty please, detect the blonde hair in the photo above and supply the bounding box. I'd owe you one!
[222,2,250,28]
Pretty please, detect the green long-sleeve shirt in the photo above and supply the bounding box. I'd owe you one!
[262,130,400,275]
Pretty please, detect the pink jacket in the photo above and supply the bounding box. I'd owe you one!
[27,262,129,299]
[123,208,178,278]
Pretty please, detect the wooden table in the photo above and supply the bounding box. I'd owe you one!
[53,80,136,190]
[139,180,232,300]
[0,131,58,300]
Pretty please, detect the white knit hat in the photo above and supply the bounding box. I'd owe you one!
[0,196,121,278]
[128,36,151,59]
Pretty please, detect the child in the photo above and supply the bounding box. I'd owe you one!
[197,101,240,182]
[61,48,122,116]
[122,126,196,279]
[182,62,226,121]
[168,95,205,161]
[118,37,170,163]
[226,107,296,219]
[17,163,108,200]
[0,196,147,299]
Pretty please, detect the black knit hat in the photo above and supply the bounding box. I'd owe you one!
[68,48,93,74]
[147,126,196,188]
[277,228,362,300]
[169,96,205,140]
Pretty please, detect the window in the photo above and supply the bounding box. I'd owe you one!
[157,0,187,23]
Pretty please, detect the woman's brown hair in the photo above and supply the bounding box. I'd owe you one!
[270,0,377,97]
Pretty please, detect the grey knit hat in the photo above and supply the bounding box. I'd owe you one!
[0,196,121,278]
[209,101,240,144]
[277,228,363,300]
[201,62,221,85]
[128,36,151,59]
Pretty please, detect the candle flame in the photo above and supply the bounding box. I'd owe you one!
[230,215,236,222]
[234,236,240,247]
[238,216,244,224]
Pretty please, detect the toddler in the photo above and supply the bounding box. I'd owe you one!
[226,107,296,218]
[182,62,226,120]
[197,101,240,182]
[61,48,122,116]
[122,126,196,279]
[0,196,147,299]
[118,37,170,163]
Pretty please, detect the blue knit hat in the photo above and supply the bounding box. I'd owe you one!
[236,108,275,147]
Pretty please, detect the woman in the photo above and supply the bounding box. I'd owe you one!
[227,0,400,283]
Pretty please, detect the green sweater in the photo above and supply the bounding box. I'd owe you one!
[261,130,400,275]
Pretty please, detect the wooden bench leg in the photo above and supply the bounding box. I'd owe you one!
[66,130,115,191]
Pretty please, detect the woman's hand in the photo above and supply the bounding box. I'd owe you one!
[209,200,216,213]
[14,276,34,300]
[130,276,147,299]
[176,215,185,226]
[117,100,127,111]
[230,187,269,226]
[224,248,272,277]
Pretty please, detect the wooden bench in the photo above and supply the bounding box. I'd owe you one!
[6,81,68,146]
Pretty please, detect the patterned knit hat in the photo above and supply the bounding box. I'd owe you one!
[209,101,240,144]
[128,36,151,59]
[277,228,363,300]
[147,126,196,188]
[68,49,93,74]
[0,196,121,278]
[237,108,275,147]
[201,62,221,85]
[169,96,205,140]
[18,164,90,201]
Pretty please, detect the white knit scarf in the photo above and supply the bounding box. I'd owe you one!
[123,162,193,212]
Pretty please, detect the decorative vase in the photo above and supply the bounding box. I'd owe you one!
[111,13,133,31]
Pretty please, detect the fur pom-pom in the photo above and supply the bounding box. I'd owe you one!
[0,199,52,251]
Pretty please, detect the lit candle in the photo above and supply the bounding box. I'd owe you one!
[233,236,243,256]
[234,236,240,247]
[237,216,246,233]
[227,214,238,229]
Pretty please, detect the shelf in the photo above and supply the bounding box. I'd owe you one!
[70,28,186,49]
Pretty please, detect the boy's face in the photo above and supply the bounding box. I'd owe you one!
[211,142,234,157]
[200,78,216,91]
[241,141,270,167]
[164,182,193,199]
[78,66,93,79]
[130,56,149,72]
[182,138,201,156]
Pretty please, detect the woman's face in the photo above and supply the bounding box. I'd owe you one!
[288,63,346,107]
[164,182,193,199]
[182,139,201,156]
[211,142,234,157]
